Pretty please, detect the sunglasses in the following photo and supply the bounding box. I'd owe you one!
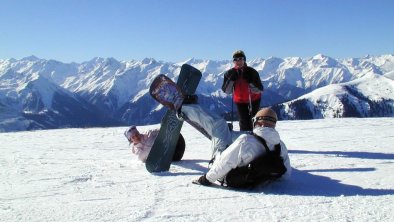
[252,116,277,125]
[233,57,245,62]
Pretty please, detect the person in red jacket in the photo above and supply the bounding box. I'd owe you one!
[222,50,264,131]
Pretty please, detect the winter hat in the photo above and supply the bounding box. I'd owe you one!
[124,125,140,141]
[232,50,246,60]
[253,108,278,128]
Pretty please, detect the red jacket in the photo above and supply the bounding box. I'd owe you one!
[222,66,263,103]
[234,76,261,103]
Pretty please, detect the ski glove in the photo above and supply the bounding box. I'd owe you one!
[192,174,212,186]
[225,71,238,81]
[249,84,262,94]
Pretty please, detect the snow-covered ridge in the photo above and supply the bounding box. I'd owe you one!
[0,54,393,132]
[274,74,394,119]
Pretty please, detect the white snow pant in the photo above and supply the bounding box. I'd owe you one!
[181,104,236,157]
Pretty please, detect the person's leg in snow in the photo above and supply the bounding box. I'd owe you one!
[180,104,233,157]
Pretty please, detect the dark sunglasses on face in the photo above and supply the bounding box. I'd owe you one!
[252,116,277,125]
[233,57,245,62]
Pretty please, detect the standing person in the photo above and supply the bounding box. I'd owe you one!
[193,108,291,188]
[222,50,264,131]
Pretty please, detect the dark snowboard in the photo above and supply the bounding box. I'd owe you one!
[146,64,202,173]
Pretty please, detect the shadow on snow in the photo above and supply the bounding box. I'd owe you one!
[289,150,394,160]
[152,159,209,176]
[261,168,394,197]
[155,156,394,197]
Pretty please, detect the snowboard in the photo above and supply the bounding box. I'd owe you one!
[145,64,202,173]
[150,74,212,140]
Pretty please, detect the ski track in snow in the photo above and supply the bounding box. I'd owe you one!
[0,118,393,221]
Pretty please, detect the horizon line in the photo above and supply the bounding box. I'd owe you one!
[1,53,394,64]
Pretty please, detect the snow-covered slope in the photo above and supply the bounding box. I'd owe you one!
[273,74,394,119]
[0,54,393,132]
[1,118,393,221]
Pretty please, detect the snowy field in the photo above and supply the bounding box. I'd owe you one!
[1,118,393,221]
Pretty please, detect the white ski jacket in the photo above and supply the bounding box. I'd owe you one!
[206,126,291,183]
[131,129,160,162]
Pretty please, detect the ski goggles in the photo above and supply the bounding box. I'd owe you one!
[252,116,277,125]
[233,57,245,62]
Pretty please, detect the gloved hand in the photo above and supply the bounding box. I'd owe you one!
[249,84,262,94]
[192,174,212,186]
[225,71,238,81]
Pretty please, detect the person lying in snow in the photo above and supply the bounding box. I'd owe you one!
[123,96,222,163]
[125,101,291,188]
[124,125,185,162]
[192,108,291,188]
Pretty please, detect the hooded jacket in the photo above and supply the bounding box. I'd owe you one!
[131,129,159,162]
[206,126,291,183]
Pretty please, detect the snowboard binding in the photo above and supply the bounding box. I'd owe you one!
[182,94,198,104]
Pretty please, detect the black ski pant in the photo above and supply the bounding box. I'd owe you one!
[235,99,261,131]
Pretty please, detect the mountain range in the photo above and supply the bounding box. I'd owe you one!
[1,54,393,132]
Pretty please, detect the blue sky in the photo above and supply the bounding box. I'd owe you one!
[1,0,393,62]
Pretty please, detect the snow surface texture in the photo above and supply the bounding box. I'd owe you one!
[1,118,393,221]
[1,54,394,132]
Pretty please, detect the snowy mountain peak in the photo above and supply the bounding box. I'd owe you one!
[274,73,394,119]
[310,54,339,67]
[266,56,284,62]
[312,53,328,60]
[21,55,41,62]
[141,58,157,64]
[179,57,201,65]
[89,57,106,63]
[249,57,265,63]
[259,57,284,74]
